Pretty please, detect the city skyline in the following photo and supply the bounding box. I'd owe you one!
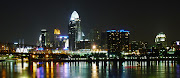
[0,0,180,45]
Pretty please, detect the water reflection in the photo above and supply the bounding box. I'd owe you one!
[92,63,98,78]
[0,60,180,78]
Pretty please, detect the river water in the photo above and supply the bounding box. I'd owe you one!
[0,60,179,78]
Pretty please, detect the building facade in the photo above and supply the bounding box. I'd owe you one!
[59,36,69,50]
[107,30,130,56]
[68,11,83,51]
[54,28,61,48]
[155,32,167,49]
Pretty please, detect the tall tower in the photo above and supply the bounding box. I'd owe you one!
[68,11,82,51]
[54,28,61,48]
[41,29,47,47]
[107,30,130,57]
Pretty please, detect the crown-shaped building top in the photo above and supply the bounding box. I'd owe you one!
[70,11,79,20]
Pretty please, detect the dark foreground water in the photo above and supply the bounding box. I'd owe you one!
[0,60,180,78]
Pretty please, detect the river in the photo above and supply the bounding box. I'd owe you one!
[0,60,179,78]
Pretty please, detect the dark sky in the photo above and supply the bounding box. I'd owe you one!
[0,0,180,45]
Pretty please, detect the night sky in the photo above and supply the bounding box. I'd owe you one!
[0,0,180,45]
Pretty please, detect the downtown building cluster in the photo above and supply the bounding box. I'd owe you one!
[34,11,180,57]
[1,11,180,57]
[35,11,132,57]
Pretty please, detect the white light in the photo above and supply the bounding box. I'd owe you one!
[39,35,42,42]
[14,42,18,45]
[160,38,165,41]
[70,11,79,20]
[177,41,180,45]
[92,45,96,49]
[41,29,47,31]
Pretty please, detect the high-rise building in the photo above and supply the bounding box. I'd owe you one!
[155,32,167,48]
[59,36,69,50]
[54,28,61,48]
[130,41,139,52]
[41,29,47,47]
[107,30,130,56]
[100,31,107,49]
[88,29,101,49]
[76,40,91,50]
[39,29,50,47]
[130,41,148,52]
[68,11,83,51]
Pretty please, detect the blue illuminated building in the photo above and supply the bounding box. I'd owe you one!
[59,36,69,50]
[107,29,130,33]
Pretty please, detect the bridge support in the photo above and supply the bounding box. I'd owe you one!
[21,57,24,68]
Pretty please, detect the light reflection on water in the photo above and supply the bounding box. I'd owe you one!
[0,61,179,78]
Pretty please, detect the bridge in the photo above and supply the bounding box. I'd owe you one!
[0,51,179,62]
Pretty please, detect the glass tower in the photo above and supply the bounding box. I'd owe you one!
[68,11,82,51]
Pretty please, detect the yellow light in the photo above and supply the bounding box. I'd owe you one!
[92,45,96,49]
[46,62,49,77]
[32,55,35,58]
[46,55,49,58]
[54,29,61,35]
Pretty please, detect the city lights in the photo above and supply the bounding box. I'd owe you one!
[92,45,96,49]
[0,5,179,78]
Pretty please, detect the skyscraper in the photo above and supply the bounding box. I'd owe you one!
[88,29,101,49]
[155,32,167,48]
[41,29,47,47]
[68,11,82,51]
[54,28,61,48]
[107,30,130,57]
[59,36,69,50]
[39,29,50,47]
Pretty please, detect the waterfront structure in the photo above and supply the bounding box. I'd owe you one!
[155,32,167,48]
[68,11,83,51]
[107,30,130,57]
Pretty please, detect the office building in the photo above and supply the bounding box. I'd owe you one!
[155,32,167,48]
[39,29,50,47]
[107,30,130,56]
[68,11,83,51]
[59,36,69,50]
[54,28,61,48]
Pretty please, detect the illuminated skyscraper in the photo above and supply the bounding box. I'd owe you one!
[59,36,69,50]
[107,30,130,57]
[155,32,167,48]
[41,29,47,47]
[37,29,51,47]
[54,28,61,48]
[68,11,82,51]
[54,28,61,35]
